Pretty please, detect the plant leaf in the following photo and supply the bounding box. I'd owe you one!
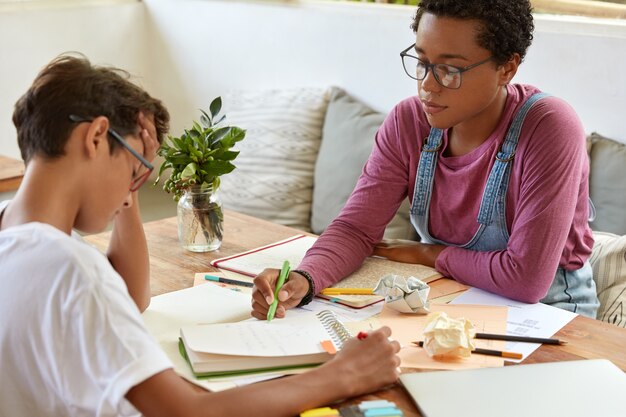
[209,126,232,147]
[157,99,244,189]
[214,114,226,125]
[199,109,212,127]
[192,122,203,134]
[217,126,246,149]
[181,162,198,179]
[172,137,185,150]
[157,162,170,178]
[201,160,236,177]
[209,97,222,119]
[213,149,239,161]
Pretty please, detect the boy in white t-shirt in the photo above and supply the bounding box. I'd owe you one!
[0,55,401,417]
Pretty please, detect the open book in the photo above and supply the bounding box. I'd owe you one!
[179,310,350,378]
[211,235,442,308]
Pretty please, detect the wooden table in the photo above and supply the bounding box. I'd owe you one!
[0,155,25,192]
[86,211,626,417]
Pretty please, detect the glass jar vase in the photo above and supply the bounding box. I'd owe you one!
[177,185,223,252]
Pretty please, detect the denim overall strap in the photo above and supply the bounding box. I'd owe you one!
[410,93,548,248]
[476,92,549,225]
[410,128,444,217]
[408,92,599,318]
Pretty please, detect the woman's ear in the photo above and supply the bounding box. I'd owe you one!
[498,53,521,86]
[84,116,110,159]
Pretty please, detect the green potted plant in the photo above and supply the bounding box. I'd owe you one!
[155,97,245,252]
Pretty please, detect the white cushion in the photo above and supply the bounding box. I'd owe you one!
[589,231,626,328]
[220,87,330,231]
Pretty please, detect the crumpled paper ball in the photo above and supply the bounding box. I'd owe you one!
[373,274,430,314]
[422,311,476,358]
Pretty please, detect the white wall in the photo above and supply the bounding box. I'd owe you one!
[142,0,415,138]
[143,0,626,144]
[519,15,626,142]
[1,0,625,161]
[0,0,146,159]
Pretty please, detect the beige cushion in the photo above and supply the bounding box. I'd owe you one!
[311,87,418,240]
[589,231,626,328]
[220,87,330,231]
[588,133,626,235]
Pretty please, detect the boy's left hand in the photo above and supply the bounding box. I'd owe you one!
[138,112,159,163]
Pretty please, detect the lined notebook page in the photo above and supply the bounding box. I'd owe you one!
[181,312,341,357]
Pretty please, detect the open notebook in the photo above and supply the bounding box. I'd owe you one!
[211,235,442,308]
[179,310,351,377]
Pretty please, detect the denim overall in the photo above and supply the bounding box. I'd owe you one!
[410,93,599,318]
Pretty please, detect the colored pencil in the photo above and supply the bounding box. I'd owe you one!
[204,275,254,288]
[412,341,523,360]
[267,260,290,322]
[475,333,567,345]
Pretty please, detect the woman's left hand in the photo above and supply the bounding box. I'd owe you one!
[372,239,446,267]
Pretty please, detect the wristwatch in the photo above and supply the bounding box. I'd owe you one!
[292,269,316,307]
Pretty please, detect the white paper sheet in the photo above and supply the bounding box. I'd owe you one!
[144,284,252,336]
[143,284,254,391]
[451,287,577,362]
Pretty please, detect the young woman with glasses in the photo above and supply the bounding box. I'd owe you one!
[252,0,599,320]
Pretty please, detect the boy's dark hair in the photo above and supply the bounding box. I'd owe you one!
[13,54,170,162]
[411,0,534,66]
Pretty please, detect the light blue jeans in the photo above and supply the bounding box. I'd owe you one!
[542,262,599,318]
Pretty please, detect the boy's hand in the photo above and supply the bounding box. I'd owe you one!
[327,326,401,397]
[251,269,311,320]
[138,112,159,163]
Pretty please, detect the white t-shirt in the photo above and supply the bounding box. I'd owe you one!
[0,201,173,417]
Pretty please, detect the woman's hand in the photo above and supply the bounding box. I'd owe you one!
[251,269,311,320]
[373,239,446,267]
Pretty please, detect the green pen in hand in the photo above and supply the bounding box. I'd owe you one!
[267,260,290,322]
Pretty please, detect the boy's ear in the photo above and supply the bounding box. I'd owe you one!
[83,116,110,158]
[498,53,521,86]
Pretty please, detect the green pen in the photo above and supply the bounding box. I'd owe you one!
[267,260,290,322]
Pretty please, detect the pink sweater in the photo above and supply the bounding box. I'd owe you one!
[298,84,593,303]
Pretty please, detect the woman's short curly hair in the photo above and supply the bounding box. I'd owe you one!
[411,0,534,65]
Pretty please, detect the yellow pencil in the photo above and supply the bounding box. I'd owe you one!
[320,288,375,295]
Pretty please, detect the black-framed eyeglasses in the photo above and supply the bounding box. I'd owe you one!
[400,44,493,89]
[69,114,153,192]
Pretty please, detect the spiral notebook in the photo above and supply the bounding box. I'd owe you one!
[179,310,350,377]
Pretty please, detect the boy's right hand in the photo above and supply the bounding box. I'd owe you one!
[327,326,401,397]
